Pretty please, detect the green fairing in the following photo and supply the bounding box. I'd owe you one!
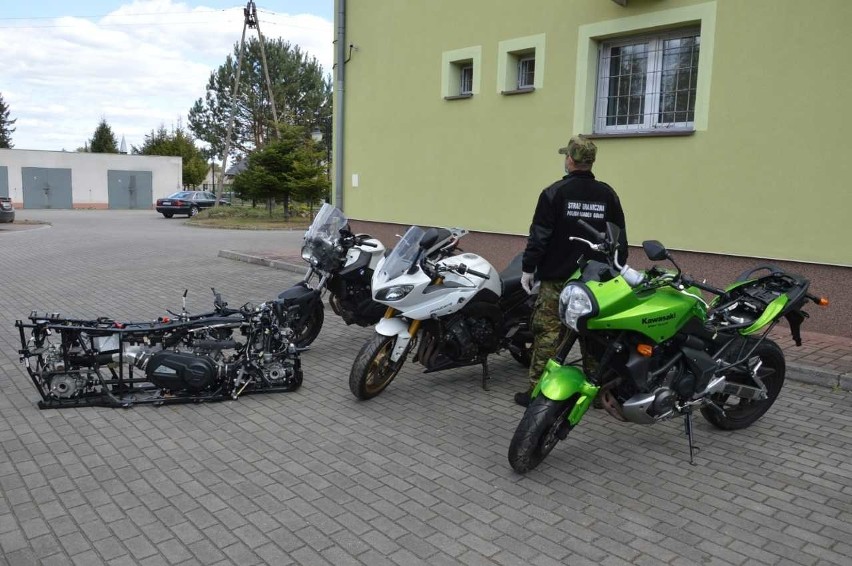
[585,277,705,343]
[532,359,599,426]
[742,295,789,335]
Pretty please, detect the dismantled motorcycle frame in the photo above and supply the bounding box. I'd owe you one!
[15,291,303,409]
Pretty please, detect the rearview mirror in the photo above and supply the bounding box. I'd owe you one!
[419,228,439,251]
[642,240,669,261]
[605,222,621,247]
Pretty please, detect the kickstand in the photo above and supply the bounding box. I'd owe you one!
[684,408,699,466]
[481,356,490,391]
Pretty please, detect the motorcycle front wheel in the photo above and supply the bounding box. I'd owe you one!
[349,333,404,400]
[508,396,574,473]
[701,339,785,430]
[293,301,324,348]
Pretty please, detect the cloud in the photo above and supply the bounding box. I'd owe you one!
[1,0,333,151]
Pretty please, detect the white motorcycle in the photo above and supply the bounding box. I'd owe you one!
[348,225,535,400]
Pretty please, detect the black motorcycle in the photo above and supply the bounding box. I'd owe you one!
[278,203,388,347]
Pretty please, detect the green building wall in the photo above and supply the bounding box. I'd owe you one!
[338,0,852,267]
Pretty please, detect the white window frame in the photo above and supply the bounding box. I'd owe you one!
[517,56,535,90]
[459,64,474,95]
[595,27,700,134]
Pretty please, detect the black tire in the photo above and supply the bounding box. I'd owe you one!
[701,339,785,430]
[508,396,574,473]
[162,212,174,218]
[349,333,404,400]
[293,301,324,348]
[189,206,199,217]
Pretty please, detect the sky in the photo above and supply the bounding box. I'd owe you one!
[0,0,333,152]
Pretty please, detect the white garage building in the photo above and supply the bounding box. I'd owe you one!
[0,149,182,209]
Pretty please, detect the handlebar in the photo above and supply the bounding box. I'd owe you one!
[440,263,489,279]
[577,219,604,242]
[680,275,726,296]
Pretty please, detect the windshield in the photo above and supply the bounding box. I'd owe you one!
[375,225,425,284]
[305,203,348,242]
[301,204,349,270]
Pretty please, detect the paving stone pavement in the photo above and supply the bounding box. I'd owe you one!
[1,210,851,566]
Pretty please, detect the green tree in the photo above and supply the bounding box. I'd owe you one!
[89,118,119,153]
[133,125,208,188]
[188,37,332,160]
[0,92,17,149]
[231,124,329,216]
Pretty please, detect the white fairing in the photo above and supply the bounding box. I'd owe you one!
[371,252,501,320]
[343,238,385,269]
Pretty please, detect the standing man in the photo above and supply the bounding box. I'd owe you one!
[516,135,627,407]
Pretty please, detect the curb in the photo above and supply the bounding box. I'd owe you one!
[787,362,851,391]
[219,249,850,392]
[218,250,308,275]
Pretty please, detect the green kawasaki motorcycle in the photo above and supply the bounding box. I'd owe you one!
[509,221,828,473]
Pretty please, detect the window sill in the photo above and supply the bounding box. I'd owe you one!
[585,129,695,139]
[444,94,473,100]
[501,87,535,96]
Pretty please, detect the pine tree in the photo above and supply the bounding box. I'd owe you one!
[89,118,119,153]
[0,92,16,149]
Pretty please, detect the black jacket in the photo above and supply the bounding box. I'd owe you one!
[522,170,627,281]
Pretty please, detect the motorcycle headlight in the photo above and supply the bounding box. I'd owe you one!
[559,283,594,331]
[376,285,413,302]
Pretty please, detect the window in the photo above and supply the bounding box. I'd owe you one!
[517,57,535,89]
[595,28,700,133]
[441,46,481,100]
[574,3,715,135]
[498,34,545,95]
[459,64,473,95]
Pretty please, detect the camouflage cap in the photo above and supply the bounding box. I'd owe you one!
[558,135,597,163]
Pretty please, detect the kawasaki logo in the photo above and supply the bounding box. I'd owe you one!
[642,313,676,325]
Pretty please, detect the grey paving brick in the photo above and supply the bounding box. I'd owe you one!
[1,211,850,566]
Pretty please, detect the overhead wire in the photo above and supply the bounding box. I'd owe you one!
[0,6,330,31]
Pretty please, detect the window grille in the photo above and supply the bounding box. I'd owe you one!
[595,28,700,133]
[460,65,473,95]
[518,57,535,89]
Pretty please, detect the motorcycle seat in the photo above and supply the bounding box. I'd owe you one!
[500,252,525,296]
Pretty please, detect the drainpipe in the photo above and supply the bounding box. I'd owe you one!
[333,0,346,211]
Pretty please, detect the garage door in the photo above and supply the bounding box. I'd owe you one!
[0,166,8,198]
[107,170,153,209]
[22,167,73,209]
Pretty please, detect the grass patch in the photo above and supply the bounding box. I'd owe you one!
[187,205,312,230]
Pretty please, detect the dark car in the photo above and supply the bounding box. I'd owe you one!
[0,197,14,223]
[155,191,229,218]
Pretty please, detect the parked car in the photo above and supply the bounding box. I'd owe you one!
[155,191,230,218]
[0,197,14,223]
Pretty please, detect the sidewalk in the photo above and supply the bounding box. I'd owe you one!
[219,248,852,391]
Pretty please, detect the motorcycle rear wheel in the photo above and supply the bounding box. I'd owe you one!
[701,339,785,430]
[293,301,324,348]
[349,333,404,400]
[508,396,573,473]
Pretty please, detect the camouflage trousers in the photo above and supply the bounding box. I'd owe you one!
[527,279,570,386]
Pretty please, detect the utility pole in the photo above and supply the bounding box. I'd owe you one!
[214,1,279,206]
